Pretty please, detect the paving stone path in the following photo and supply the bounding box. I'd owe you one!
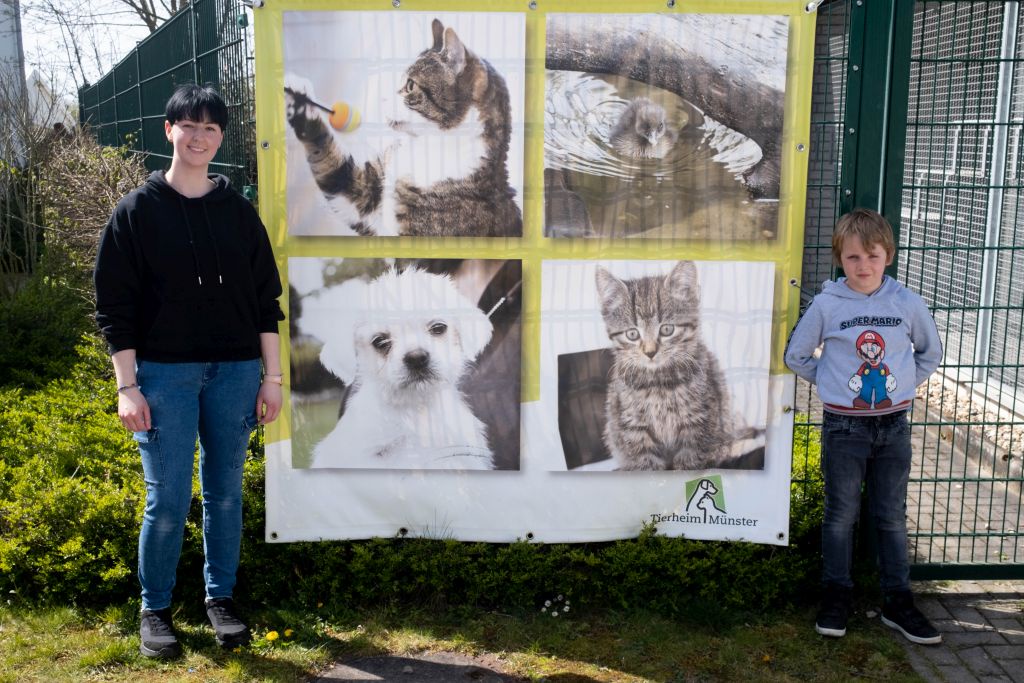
[904,580,1024,683]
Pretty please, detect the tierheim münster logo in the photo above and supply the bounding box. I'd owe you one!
[649,475,759,527]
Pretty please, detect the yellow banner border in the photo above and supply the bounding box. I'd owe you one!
[254,0,817,443]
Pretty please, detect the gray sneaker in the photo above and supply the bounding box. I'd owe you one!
[205,597,251,648]
[139,608,182,659]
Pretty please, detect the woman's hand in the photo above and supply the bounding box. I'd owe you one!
[256,381,283,425]
[118,387,151,432]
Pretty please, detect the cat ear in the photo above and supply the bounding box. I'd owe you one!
[441,27,467,76]
[431,18,445,51]
[596,266,629,311]
[665,260,700,303]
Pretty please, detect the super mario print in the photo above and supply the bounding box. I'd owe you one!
[847,330,897,409]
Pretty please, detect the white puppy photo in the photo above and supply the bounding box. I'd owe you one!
[289,258,522,471]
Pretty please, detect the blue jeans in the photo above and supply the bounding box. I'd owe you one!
[820,410,912,593]
[134,359,260,610]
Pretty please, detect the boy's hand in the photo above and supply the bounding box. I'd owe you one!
[848,375,862,392]
[886,374,897,393]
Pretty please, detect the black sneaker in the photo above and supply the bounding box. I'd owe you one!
[815,583,852,637]
[205,597,251,648]
[881,591,942,645]
[139,608,182,659]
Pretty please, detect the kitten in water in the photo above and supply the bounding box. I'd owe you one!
[609,97,678,160]
[285,18,522,237]
[597,261,736,470]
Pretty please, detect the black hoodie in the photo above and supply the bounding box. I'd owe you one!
[95,171,284,362]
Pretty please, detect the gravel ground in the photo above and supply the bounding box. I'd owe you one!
[919,377,1024,463]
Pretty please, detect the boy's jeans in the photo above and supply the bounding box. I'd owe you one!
[820,410,912,593]
[133,359,261,611]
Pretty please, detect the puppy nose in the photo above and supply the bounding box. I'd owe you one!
[404,349,429,371]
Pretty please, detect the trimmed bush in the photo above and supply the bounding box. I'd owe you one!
[0,338,141,602]
[0,338,827,611]
[235,424,825,614]
[0,271,94,389]
[0,334,827,613]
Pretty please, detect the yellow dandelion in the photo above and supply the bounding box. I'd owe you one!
[317,601,323,608]
[266,630,279,642]
[762,654,772,663]
[232,647,242,654]
[284,629,294,638]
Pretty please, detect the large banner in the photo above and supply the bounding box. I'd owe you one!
[258,1,816,545]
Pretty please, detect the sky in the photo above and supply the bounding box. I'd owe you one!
[19,0,150,100]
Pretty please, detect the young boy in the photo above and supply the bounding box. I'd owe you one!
[785,208,943,645]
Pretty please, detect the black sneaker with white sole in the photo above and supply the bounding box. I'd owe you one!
[205,597,252,648]
[815,583,852,637]
[881,591,942,645]
[139,608,182,659]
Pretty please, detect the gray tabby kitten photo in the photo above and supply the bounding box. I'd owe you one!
[285,18,522,237]
[596,261,736,470]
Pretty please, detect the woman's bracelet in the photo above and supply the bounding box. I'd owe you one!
[116,382,139,394]
[262,373,283,385]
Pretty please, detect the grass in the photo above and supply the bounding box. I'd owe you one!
[0,600,921,682]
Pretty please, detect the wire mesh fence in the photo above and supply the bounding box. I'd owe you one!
[801,0,1023,578]
[900,0,1023,573]
[77,0,255,191]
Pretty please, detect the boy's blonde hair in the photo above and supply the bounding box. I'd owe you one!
[831,208,896,265]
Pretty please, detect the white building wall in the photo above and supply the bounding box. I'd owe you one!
[0,0,27,164]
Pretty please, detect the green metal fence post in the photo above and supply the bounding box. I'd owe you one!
[191,1,200,84]
[136,45,145,155]
[841,0,915,274]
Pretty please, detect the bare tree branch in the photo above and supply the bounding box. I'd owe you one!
[20,0,167,98]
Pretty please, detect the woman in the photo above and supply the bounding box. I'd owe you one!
[95,84,284,659]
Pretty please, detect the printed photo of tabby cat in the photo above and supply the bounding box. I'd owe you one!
[539,260,774,472]
[283,12,525,237]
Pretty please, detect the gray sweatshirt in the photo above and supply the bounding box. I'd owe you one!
[784,276,942,416]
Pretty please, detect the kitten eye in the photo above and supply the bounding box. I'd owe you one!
[404,78,417,94]
[659,324,675,337]
[371,334,392,353]
[657,122,665,133]
[428,321,447,336]
[624,329,640,342]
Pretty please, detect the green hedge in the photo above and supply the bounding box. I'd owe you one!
[0,338,141,601]
[0,271,94,389]
[0,334,826,612]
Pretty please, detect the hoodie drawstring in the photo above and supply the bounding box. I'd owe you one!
[178,196,205,286]
[178,196,224,286]
[201,203,224,285]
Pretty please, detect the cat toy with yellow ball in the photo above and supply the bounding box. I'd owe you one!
[284,87,361,132]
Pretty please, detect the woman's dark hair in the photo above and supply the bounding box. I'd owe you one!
[165,83,229,131]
